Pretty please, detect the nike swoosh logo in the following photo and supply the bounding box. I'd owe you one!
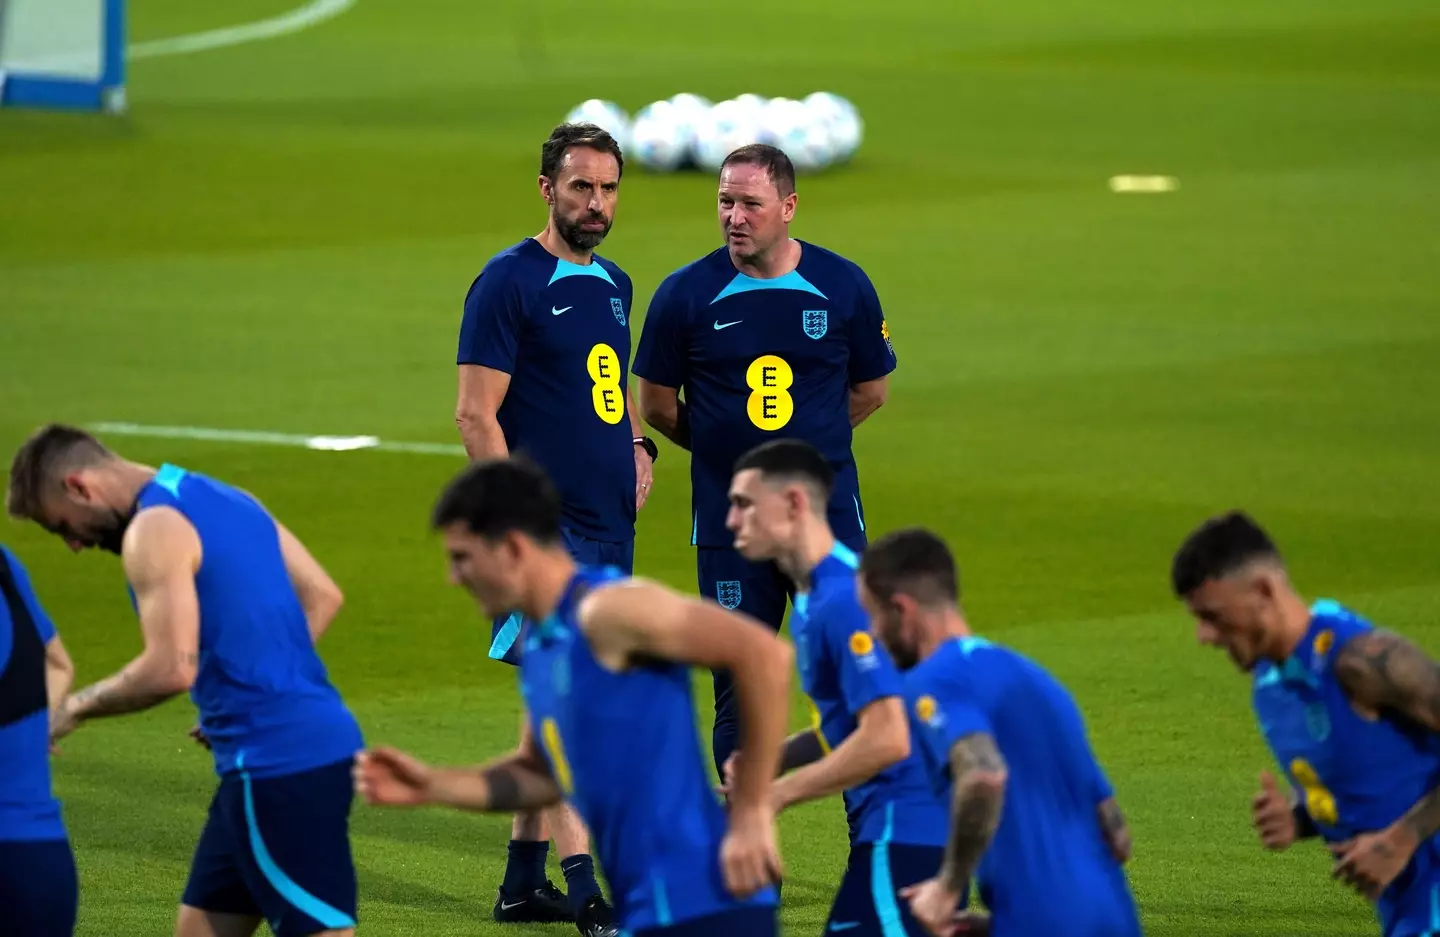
[713,320,742,330]
[499,900,527,910]
[829,923,861,932]
[552,306,572,316]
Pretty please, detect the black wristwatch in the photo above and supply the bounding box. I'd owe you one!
[633,436,659,464]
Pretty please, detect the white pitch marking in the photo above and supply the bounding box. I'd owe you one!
[1109,175,1179,193]
[90,422,465,457]
[129,0,358,61]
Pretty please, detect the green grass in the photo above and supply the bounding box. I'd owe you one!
[3,0,1439,933]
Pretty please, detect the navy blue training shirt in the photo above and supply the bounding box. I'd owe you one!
[632,241,895,547]
[459,238,638,543]
[0,545,66,843]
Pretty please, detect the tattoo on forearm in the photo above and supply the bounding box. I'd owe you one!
[1335,630,1440,731]
[1334,630,1440,842]
[940,733,1006,892]
[483,766,524,812]
[1099,799,1126,840]
[779,731,826,775]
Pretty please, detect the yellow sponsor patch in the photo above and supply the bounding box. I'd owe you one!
[849,631,875,656]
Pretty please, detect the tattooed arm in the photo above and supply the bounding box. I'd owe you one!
[357,723,564,812]
[939,731,1009,893]
[1335,630,1440,847]
[1098,797,1134,863]
[53,508,202,738]
[779,729,828,774]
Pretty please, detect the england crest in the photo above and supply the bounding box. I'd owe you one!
[611,297,627,327]
[716,580,742,610]
[802,309,828,340]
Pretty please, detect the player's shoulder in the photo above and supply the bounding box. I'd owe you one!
[591,253,631,290]
[654,247,733,302]
[799,240,874,288]
[0,543,22,580]
[469,239,547,293]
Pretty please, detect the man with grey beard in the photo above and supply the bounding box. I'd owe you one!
[453,122,655,937]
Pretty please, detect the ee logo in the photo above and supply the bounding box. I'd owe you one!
[587,344,625,425]
[746,355,794,430]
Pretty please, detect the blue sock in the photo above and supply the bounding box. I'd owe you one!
[502,840,549,896]
[560,854,601,914]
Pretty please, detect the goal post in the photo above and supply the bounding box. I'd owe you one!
[0,0,126,113]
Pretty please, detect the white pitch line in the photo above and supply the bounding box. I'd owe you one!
[129,0,357,61]
[90,422,465,457]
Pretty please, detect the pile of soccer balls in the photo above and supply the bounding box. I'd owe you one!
[563,93,863,174]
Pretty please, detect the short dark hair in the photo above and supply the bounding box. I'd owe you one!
[860,527,960,608]
[1170,511,1282,597]
[431,456,563,545]
[7,424,114,520]
[733,439,834,504]
[541,122,624,182]
[721,144,796,198]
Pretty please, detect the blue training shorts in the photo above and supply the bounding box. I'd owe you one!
[489,527,635,665]
[826,842,947,937]
[0,838,77,937]
[635,906,778,937]
[182,757,357,937]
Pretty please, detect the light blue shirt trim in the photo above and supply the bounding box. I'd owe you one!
[831,542,859,570]
[709,269,827,305]
[154,463,187,497]
[489,612,523,660]
[549,258,616,287]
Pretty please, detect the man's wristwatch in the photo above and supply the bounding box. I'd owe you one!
[633,436,659,463]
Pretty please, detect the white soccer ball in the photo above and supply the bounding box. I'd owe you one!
[804,91,863,163]
[693,99,765,173]
[761,97,834,173]
[666,93,713,167]
[563,99,631,151]
[733,93,770,118]
[628,102,690,173]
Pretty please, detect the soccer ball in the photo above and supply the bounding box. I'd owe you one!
[564,99,631,151]
[804,91,863,163]
[761,97,834,173]
[666,93,714,167]
[628,102,690,173]
[693,99,765,173]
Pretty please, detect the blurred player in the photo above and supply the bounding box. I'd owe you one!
[634,143,894,773]
[859,527,1141,937]
[7,425,363,937]
[0,544,77,937]
[355,457,790,937]
[1173,511,1440,937]
[455,120,656,933]
[724,440,950,935]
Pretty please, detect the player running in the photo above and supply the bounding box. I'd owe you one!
[0,545,77,937]
[1173,511,1440,937]
[633,143,894,775]
[7,425,363,937]
[724,440,950,935]
[859,527,1141,937]
[456,121,653,932]
[356,457,790,937]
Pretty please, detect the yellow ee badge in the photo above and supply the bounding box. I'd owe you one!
[849,631,875,656]
[1313,629,1334,659]
[880,320,890,341]
[916,695,938,725]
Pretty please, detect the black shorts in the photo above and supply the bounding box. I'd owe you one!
[826,842,946,937]
[182,758,357,937]
[636,905,779,937]
[0,838,77,937]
